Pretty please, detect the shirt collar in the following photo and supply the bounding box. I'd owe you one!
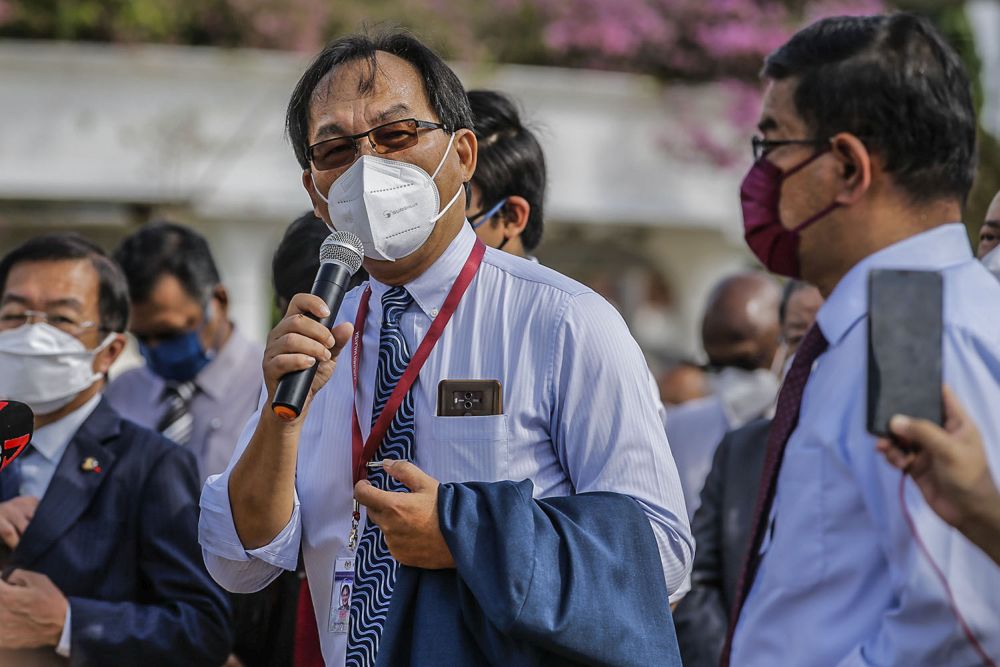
[368,222,478,319]
[816,223,972,346]
[196,325,253,401]
[31,393,102,463]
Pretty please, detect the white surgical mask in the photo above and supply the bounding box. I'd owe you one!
[314,132,463,261]
[0,323,112,415]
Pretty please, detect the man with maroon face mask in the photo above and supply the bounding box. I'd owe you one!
[724,13,1000,667]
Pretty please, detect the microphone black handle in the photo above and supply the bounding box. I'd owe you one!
[271,261,354,420]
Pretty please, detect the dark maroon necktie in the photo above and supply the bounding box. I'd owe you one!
[720,324,828,667]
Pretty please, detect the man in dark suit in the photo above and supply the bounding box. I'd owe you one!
[0,234,231,666]
[674,280,822,666]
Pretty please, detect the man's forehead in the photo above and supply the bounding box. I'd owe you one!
[757,78,806,135]
[308,52,433,138]
[3,259,97,308]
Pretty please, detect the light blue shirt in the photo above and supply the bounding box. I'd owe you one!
[732,224,1000,666]
[17,392,101,659]
[199,223,693,665]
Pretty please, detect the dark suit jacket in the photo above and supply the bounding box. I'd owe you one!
[0,400,231,667]
[379,479,683,667]
[673,417,770,667]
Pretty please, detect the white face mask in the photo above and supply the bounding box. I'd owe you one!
[0,323,112,415]
[314,132,463,262]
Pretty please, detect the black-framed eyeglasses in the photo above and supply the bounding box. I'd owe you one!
[308,118,449,171]
[752,136,829,161]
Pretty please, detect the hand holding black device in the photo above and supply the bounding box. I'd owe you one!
[867,269,943,437]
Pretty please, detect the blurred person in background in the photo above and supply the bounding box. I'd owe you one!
[673,280,822,667]
[878,386,1000,567]
[658,361,710,406]
[107,222,263,483]
[466,87,669,427]
[0,234,231,666]
[724,14,1000,666]
[200,31,690,666]
[977,189,1000,280]
[465,89,546,258]
[108,222,264,667]
[976,189,1000,259]
[665,271,782,517]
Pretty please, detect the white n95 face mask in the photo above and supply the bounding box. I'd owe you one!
[314,132,464,262]
[0,323,112,415]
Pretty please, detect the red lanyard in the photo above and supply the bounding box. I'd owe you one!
[350,239,486,484]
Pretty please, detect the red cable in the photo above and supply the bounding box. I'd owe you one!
[898,473,997,667]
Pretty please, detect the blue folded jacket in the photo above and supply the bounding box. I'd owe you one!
[378,479,683,666]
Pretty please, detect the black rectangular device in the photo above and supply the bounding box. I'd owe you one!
[866,269,943,437]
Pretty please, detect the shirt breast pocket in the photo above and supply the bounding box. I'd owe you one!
[424,415,509,483]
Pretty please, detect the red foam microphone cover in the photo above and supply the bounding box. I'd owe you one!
[0,401,34,472]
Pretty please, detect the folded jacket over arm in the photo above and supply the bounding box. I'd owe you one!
[378,479,682,667]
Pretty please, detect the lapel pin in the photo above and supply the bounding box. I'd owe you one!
[81,457,102,474]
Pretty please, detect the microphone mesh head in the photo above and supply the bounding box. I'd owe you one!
[319,232,364,275]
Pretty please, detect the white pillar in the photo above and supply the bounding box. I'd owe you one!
[198,218,282,344]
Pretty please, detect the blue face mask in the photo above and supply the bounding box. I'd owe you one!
[139,308,215,383]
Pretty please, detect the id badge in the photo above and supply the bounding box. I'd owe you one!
[329,554,355,634]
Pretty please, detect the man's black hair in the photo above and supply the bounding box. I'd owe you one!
[286,30,474,171]
[0,233,130,332]
[113,221,221,305]
[763,12,976,205]
[468,89,547,252]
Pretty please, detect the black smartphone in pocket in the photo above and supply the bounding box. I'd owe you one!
[866,269,942,437]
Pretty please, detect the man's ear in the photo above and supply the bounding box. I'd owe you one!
[502,196,531,237]
[830,133,871,206]
[454,128,478,184]
[94,334,127,376]
[211,284,229,317]
[302,169,330,223]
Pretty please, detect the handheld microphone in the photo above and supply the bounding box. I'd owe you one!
[272,231,365,421]
[0,401,34,472]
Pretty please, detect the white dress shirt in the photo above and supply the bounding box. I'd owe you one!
[17,392,102,659]
[200,223,693,665]
[732,224,1000,665]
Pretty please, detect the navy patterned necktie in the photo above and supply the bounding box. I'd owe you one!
[347,286,416,667]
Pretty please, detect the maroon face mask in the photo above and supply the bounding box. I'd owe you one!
[740,148,839,278]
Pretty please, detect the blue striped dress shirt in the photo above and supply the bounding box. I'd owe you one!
[199,223,693,665]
